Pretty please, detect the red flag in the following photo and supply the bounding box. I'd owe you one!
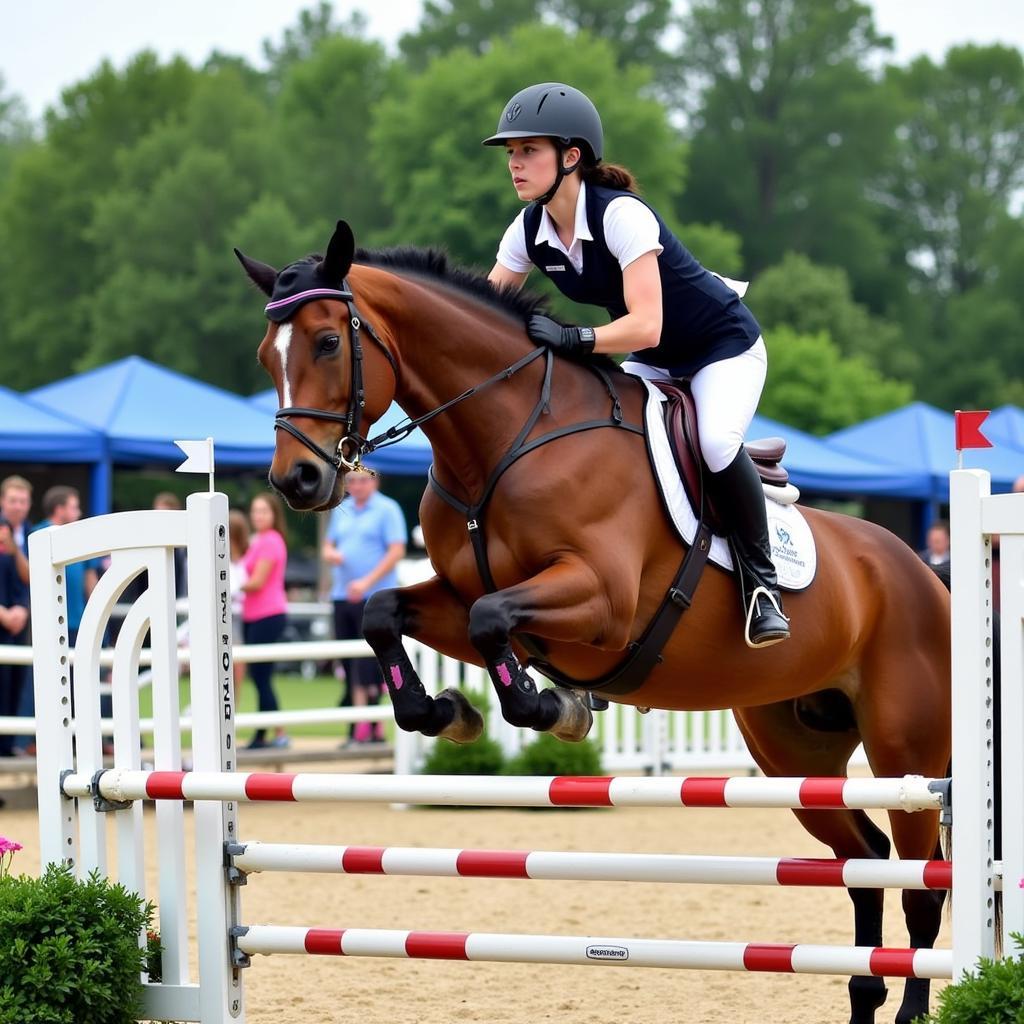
[955,410,993,450]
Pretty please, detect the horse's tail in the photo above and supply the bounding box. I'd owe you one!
[932,563,1003,953]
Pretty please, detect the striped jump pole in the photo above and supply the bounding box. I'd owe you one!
[63,769,949,812]
[230,842,957,891]
[232,925,954,980]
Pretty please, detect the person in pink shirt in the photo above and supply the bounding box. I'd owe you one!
[240,493,289,749]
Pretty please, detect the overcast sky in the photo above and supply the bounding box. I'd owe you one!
[4,0,1024,120]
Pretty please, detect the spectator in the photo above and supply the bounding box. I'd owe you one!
[0,517,29,757]
[920,520,950,568]
[1,476,33,755]
[38,487,99,646]
[153,491,188,598]
[322,472,407,744]
[0,476,32,585]
[240,493,289,750]
[228,510,250,696]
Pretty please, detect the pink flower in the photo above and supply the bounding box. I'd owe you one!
[0,838,21,855]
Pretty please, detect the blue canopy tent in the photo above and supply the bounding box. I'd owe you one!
[30,357,276,513]
[0,386,105,463]
[985,405,1024,454]
[826,402,1024,502]
[249,390,432,476]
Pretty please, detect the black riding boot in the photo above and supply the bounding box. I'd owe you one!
[711,449,790,648]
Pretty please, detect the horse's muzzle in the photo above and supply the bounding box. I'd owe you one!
[269,459,337,511]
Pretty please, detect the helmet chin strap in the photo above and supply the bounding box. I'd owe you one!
[536,141,582,206]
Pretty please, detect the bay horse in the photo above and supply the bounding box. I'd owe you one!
[237,220,951,1024]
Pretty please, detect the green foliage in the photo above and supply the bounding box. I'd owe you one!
[914,935,1024,1023]
[0,865,151,1024]
[503,731,603,777]
[422,734,506,776]
[420,689,505,775]
[675,0,904,307]
[749,252,915,381]
[760,325,912,435]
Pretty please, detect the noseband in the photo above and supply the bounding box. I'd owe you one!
[272,279,399,471]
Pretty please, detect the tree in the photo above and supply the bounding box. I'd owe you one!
[883,44,1024,297]
[747,252,913,381]
[272,32,394,241]
[674,0,900,301]
[0,74,33,190]
[399,0,672,71]
[759,325,912,435]
[262,2,369,84]
[399,0,541,71]
[0,53,199,388]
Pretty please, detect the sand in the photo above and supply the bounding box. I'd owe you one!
[4,760,951,1024]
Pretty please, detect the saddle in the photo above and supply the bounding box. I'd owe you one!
[653,379,788,536]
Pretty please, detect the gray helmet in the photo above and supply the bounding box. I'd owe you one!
[483,82,603,163]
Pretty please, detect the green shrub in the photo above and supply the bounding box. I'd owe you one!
[914,935,1024,1023]
[0,863,152,1024]
[503,732,603,777]
[420,688,505,776]
[421,733,506,775]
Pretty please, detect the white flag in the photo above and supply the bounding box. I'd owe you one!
[175,438,216,491]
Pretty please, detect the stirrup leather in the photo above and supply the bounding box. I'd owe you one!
[744,585,790,649]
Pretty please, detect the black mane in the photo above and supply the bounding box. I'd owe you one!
[354,245,548,323]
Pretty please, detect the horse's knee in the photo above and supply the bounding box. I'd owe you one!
[362,589,402,648]
[468,594,515,656]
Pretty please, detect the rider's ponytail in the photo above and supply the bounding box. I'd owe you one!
[580,160,640,194]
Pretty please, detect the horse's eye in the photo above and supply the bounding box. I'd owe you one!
[319,335,341,355]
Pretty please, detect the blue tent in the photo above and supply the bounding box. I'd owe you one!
[252,389,923,494]
[0,386,104,463]
[249,390,432,476]
[985,405,1024,453]
[30,357,277,512]
[826,402,1024,500]
[747,412,929,496]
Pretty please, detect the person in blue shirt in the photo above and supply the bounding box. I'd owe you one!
[484,82,789,649]
[322,472,407,742]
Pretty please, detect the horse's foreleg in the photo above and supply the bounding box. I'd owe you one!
[362,577,484,743]
[467,561,612,742]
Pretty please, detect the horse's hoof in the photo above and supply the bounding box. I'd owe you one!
[435,687,485,743]
[548,687,594,743]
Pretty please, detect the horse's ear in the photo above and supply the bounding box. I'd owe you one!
[234,248,278,297]
[321,220,355,286]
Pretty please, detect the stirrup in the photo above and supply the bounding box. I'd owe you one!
[744,585,790,649]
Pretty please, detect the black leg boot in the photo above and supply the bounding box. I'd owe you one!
[711,449,790,648]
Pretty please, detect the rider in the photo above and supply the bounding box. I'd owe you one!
[484,82,789,649]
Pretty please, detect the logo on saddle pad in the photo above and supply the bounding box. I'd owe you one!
[769,513,809,588]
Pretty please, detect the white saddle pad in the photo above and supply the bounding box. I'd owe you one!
[640,379,816,592]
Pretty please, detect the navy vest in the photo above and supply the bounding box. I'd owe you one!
[523,185,761,377]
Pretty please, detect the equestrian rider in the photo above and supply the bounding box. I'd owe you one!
[484,82,789,648]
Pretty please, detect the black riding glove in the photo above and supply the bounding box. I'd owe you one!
[526,314,596,358]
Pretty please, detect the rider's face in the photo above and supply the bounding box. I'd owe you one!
[505,138,560,201]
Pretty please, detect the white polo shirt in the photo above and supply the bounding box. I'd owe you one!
[496,181,664,275]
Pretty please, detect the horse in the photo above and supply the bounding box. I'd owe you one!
[236,220,952,1024]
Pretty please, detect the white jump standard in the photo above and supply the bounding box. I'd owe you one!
[31,469,1024,1023]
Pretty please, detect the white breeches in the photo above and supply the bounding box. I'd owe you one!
[623,336,767,473]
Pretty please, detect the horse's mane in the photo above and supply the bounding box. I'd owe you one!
[295,248,623,375]
[354,246,548,326]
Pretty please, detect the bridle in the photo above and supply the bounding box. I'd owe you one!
[272,279,399,472]
[272,278,553,473]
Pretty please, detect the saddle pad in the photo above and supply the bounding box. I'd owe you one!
[640,379,816,591]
